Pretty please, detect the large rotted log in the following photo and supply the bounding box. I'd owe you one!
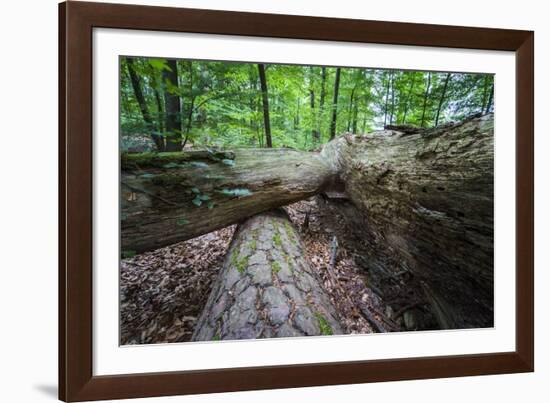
[192,210,343,341]
[121,149,335,254]
[321,114,494,328]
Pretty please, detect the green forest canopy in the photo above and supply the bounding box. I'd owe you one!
[120,57,494,152]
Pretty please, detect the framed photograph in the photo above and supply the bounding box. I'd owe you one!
[59,1,534,401]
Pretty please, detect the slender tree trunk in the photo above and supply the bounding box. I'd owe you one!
[484,82,494,113]
[309,68,319,144]
[420,72,432,128]
[383,71,394,127]
[152,86,164,135]
[401,75,416,124]
[317,67,327,139]
[329,67,341,140]
[258,64,273,148]
[347,86,356,132]
[126,58,165,151]
[434,73,451,127]
[481,76,489,114]
[352,100,358,133]
[192,210,343,341]
[389,72,396,125]
[181,63,195,149]
[162,59,182,151]
[361,109,367,133]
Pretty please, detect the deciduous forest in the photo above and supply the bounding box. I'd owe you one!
[120,57,494,344]
[121,58,494,152]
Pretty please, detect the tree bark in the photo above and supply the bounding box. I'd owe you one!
[122,114,494,329]
[434,73,452,127]
[258,64,273,148]
[162,59,182,152]
[192,210,343,341]
[126,58,165,151]
[321,113,494,328]
[317,67,327,139]
[484,83,494,113]
[420,72,432,128]
[121,149,335,254]
[481,75,489,114]
[329,67,341,140]
[389,72,396,125]
[383,71,393,127]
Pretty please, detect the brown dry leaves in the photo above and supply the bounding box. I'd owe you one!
[285,199,391,334]
[120,226,235,344]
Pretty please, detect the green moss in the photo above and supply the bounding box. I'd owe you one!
[315,313,333,336]
[231,252,249,274]
[283,221,294,235]
[121,149,235,170]
[282,221,298,245]
[121,250,136,259]
[249,238,257,250]
[273,231,282,248]
[271,261,281,274]
[283,253,294,273]
[212,333,221,341]
[150,173,186,186]
[121,152,190,169]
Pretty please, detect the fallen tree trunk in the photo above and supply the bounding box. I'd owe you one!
[121,149,335,254]
[321,114,494,328]
[124,114,494,329]
[192,210,343,341]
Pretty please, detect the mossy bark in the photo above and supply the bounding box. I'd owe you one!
[121,148,335,254]
[192,210,343,341]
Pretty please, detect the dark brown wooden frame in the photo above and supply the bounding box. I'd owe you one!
[59,1,534,401]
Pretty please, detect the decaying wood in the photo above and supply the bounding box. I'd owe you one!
[121,149,335,254]
[357,302,387,333]
[192,210,343,341]
[321,114,494,328]
[123,114,494,329]
[329,235,338,269]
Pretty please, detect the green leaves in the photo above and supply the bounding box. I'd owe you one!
[191,194,211,207]
[190,161,209,169]
[188,187,214,208]
[191,196,203,207]
[218,188,253,197]
[221,159,235,167]
[148,58,171,72]
[122,56,492,152]
[315,312,333,336]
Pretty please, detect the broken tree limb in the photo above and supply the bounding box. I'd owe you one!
[121,148,336,254]
[192,210,343,341]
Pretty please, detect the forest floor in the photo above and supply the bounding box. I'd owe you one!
[120,197,395,345]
